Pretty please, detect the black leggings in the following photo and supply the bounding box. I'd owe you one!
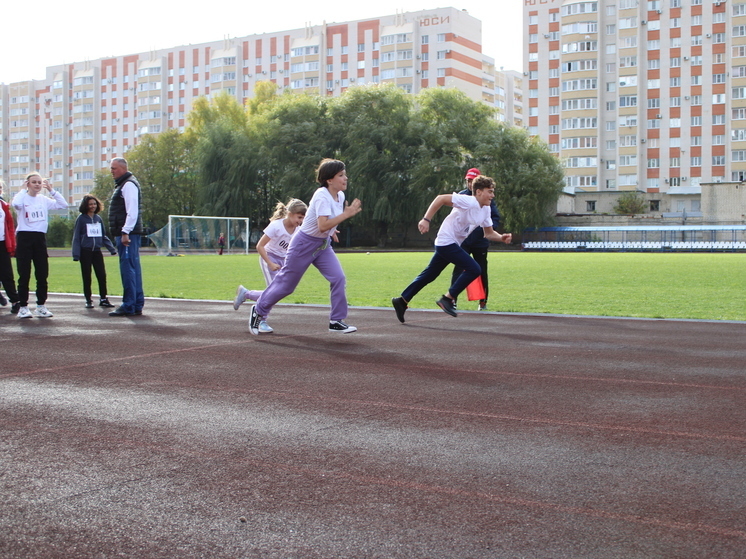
[79,248,109,300]
[15,231,49,306]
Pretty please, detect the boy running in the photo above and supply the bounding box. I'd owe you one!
[392,175,512,322]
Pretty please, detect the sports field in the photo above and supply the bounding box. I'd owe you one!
[47,251,746,321]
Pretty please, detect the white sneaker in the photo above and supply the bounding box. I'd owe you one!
[17,306,33,319]
[35,305,54,318]
[258,320,274,333]
[233,285,248,310]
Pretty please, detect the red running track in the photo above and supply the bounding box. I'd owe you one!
[1,294,744,558]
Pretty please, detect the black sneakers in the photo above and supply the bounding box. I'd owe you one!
[329,320,357,333]
[392,297,407,323]
[0,292,7,306]
[10,301,20,315]
[436,295,458,317]
[249,305,262,335]
[99,298,115,308]
[85,300,94,309]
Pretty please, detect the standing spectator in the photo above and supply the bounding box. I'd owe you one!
[107,158,144,317]
[72,195,117,309]
[392,175,512,322]
[248,159,362,335]
[450,167,501,311]
[218,232,226,255]
[0,180,20,312]
[12,172,68,318]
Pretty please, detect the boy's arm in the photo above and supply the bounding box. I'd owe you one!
[418,194,453,234]
[482,226,512,244]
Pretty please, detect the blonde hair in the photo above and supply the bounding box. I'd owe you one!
[25,171,43,182]
[270,198,308,221]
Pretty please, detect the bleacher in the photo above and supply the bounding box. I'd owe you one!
[522,226,746,252]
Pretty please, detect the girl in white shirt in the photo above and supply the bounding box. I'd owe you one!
[12,172,68,318]
[233,198,307,333]
[248,159,362,335]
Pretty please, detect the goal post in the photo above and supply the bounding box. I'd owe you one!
[148,215,250,256]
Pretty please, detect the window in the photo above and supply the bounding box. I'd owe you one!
[692,136,702,145]
[691,156,702,166]
[691,116,702,126]
[586,201,596,212]
[606,159,616,170]
[648,59,660,69]
[607,101,617,110]
[670,97,681,107]
[713,156,726,166]
[713,73,726,84]
[619,155,637,166]
[619,95,637,107]
[713,134,726,144]
[648,158,660,168]
[649,200,660,212]
[606,140,617,150]
[648,98,660,108]
[607,121,617,131]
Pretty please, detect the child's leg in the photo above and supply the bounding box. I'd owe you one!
[31,234,50,306]
[15,233,33,306]
[400,249,451,303]
[312,246,347,322]
[255,232,321,318]
[445,244,482,299]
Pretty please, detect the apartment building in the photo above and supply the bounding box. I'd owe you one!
[524,0,745,196]
[0,7,518,207]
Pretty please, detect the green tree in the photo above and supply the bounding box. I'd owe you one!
[477,124,565,234]
[126,129,200,230]
[614,191,647,215]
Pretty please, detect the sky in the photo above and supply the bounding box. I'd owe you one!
[0,1,523,85]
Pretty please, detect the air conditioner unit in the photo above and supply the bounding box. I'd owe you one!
[641,20,647,25]
[683,56,689,60]
[641,139,647,143]
[682,177,688,181]
[706,33,711,38]
[544,34,549,39]
[656,114,662,119]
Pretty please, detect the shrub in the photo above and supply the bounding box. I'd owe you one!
[47,216,74,247]
[614,191,647,215]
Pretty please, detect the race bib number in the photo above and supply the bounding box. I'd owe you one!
[26,207,45,223]
[87,223,102,237]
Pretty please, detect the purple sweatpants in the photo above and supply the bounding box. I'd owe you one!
[255,230,348,321]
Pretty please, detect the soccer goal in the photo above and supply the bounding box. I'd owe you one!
[148,215,250,256]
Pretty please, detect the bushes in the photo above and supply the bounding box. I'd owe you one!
[47,216,74,248]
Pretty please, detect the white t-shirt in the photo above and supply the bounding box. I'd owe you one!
[12,190,68,233]
[262,218,295,257]
[0,204,5,242]
[434,193,492,247]
[300,187,344,239]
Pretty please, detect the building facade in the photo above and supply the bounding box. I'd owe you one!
[524,0,746,194]
[0,7,518,207]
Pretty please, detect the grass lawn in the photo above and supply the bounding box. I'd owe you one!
[45,251,746,321]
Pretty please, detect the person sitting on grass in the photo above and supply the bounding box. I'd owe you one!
[392,175,512,322]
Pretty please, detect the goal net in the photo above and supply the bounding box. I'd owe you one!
[148,215,250,256]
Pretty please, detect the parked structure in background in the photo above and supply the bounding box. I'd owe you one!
[0,7,522,208]
[523,0,746,201]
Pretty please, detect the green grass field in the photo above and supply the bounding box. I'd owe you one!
[45,251,746,321]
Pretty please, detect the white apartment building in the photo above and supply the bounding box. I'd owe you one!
[524,0,746,198]
[0,7,519,207]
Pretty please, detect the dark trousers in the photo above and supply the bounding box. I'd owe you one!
[16,231,49,306]
[79,248,108,301]
[401,243,481,303]
[451,244,489,304]
[0,242,19,303]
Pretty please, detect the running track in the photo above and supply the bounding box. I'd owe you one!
[1,295,744,558]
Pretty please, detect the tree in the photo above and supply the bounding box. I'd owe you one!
[476,124,565,234]
[126,129,200,230]
[614,191,647,215]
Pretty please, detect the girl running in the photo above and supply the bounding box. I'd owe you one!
[233,198,307,333]
[248,159,362,335]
